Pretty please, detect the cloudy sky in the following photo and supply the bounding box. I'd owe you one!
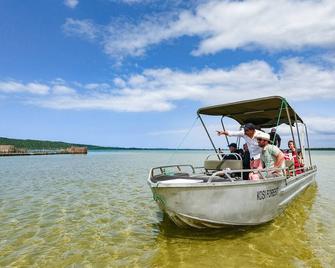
[1,0,335,148]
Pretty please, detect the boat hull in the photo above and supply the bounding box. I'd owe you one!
[149,167,317,228]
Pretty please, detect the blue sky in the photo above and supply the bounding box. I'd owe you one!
[1,0,335,148]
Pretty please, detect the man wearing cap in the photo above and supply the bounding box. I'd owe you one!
[217,123,263,180]
[224,143,243,159]
[256,132,285,177]
[269,128,281,148]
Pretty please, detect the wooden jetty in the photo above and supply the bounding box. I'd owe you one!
[0,145,87,157]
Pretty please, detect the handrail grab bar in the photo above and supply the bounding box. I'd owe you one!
[150,164,195,178]
[207,166,289,183]
[205,152,242,161]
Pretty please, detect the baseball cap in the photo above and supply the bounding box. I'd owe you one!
[244,123,255,131]
[228,143,237,148]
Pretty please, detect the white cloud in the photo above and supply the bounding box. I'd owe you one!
[51,78,67,85]
[247,117,335,147]
[109,0,195,7]
[146,116,335,149]
[21,58,335,112]
[113,78,126,87]
[111,0,153,4]
[84,83,110,90]
[64,0,79,9]
[63,18,98,40]
[52,85,76,95]
[306,116,335,136]
[148,128,189,136]
[34,92,174,112]
[65,0,335,59]
[2,58,335,113]
[321,53,335,64]
[0,81,49,95]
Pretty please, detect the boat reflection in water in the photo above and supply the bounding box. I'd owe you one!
[150,185,323,267]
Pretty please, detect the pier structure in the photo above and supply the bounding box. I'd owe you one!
[0,145,87,156]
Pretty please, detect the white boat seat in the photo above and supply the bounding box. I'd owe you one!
[204,159,243,171]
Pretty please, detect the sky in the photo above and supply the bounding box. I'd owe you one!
[1,0,335,149]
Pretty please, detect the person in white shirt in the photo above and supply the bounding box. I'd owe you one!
[216,123,263,180]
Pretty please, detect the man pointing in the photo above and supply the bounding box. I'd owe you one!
[217,123,262,180]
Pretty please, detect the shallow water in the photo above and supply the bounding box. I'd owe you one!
[0,150,334,267]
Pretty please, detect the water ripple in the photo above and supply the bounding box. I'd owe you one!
[0,151,334,267]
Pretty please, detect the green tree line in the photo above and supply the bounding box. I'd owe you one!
[0,137,113,150]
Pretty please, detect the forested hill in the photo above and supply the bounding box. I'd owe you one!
[0,137,115,150]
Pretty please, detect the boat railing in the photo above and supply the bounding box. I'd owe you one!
[208,165,317,183]
[208,167,287,182]
[149,163,316,182]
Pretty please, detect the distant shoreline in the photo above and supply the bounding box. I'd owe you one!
[88,148,335,151]
[1,137,334,151]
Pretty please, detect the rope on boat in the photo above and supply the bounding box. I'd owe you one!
[167,116,199,165]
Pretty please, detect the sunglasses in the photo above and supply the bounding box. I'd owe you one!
[257,138,266,141]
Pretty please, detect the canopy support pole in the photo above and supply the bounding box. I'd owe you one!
[285,103,296,148]
[294,113,303,157]
[220,116,230,147]
[198,114,220,159]
[285,103,296,176]
[304,123,313,166]
[272,100,285,145]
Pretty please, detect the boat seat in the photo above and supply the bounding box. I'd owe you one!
[204,159,243,171]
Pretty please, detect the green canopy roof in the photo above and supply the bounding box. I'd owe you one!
[197,96,303,128]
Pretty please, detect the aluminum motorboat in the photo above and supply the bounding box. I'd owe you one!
[147,96,317,228]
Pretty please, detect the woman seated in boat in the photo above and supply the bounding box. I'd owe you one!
[285,140,304,174]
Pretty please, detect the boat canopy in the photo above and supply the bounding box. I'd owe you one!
[197,96,303,128]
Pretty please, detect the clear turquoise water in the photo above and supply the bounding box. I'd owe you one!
[0,151,334,267]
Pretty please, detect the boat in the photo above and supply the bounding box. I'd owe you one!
[147,96,317,228]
